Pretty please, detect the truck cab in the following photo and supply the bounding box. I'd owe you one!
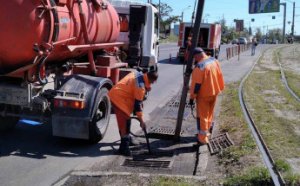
[109,0,160,68]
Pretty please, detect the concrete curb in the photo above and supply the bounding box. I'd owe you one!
[53,171,207,186]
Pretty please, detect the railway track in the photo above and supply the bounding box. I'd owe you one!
[276,46,300,102]
[238,47,286,186]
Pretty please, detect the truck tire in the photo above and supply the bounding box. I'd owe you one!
[0,116,19,132]
[88,88,111,143]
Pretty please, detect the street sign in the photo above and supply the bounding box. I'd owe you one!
[235,20,244,32]
[249,0,280,14]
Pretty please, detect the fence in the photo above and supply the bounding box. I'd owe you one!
[226,44,251,60]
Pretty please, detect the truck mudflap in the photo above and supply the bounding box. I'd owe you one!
[51,74,112,141]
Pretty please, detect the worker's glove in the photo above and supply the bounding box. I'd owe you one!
[189,99,194,107]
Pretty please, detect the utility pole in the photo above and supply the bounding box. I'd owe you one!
[174,0,205,141]
[159,0,161,14]
[292,2,295,36]
[280,3,286,43]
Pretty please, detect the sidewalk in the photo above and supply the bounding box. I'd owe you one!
[220,45,265,84]
[54,46,265,186]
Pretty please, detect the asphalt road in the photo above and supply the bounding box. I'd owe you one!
[0,43,264,186]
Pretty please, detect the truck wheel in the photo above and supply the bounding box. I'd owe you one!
[88,88,111,143]
[0,116,19,132]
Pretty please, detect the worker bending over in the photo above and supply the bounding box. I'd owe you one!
[189,48,225,145]
[108,69,158,156]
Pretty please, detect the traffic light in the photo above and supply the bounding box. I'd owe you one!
[272,16,276,19]
[251,18,255,22]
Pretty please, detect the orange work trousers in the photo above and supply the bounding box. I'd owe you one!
[196,96,217,144]
[112,103,130,138]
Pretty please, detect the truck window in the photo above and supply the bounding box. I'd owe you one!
[155,13,159,35]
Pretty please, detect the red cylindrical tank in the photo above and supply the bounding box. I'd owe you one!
[0,0,120,75]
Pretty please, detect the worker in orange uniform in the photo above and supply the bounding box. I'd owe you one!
[189,48,225,145]
[108,69,158,156]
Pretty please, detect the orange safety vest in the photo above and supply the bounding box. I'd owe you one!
[190,57,225,99]
[108,71,150,119]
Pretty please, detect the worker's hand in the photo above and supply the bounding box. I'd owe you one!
[140,121,146,130]
[189,99,194,107]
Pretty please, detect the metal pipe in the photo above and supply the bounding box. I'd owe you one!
[174,0,205,141]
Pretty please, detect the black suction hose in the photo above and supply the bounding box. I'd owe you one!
[130,117,152,154]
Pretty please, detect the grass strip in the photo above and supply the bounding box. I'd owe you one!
[217,83,265,183]
[243,48,300,184]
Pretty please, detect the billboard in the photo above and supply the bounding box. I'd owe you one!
[249,0,280,14]
[235,20,244,32]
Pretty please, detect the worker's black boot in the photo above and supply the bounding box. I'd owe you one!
[119,136,132,156]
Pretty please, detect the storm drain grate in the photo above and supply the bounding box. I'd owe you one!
[208,133,234,155]
[149,126,186,135]
[167,100,191,108]
[147,126,187,139]
[165,101,192,120]
[122,159,171,169]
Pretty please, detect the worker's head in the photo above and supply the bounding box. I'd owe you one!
[145,70,158,91]
[147,71,158,84]
[193,47,207,62]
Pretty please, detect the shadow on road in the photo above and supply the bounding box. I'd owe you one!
[0,123,118,159]
[158,57,184,65]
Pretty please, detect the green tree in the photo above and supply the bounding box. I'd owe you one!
[215,18,235,43]
[267,28,282,43]
[255,28,263,41]
[154,3,180,36]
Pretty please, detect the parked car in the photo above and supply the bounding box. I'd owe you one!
[231,39,238,44]
[238,37,247,44]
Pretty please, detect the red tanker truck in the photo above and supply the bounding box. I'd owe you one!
[0,0,159,143]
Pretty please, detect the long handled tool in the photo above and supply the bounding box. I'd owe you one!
[130,117,152,154]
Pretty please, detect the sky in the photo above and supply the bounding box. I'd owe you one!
[147,0,300,35]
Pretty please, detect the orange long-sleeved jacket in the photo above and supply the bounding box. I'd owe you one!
[108,71,150,120]
[190,57,225,99]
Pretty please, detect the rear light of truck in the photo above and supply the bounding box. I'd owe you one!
[53,99,85,110]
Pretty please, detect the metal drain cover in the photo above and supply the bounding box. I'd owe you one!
[147,126,186,139]
[150,126,186,135]
[208,133,234,155]
[165,101,192,120]
[167,100,190,108]
[122,159,172,169]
